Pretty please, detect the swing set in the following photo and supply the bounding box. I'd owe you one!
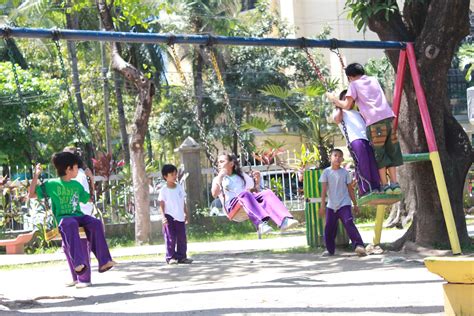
[0,27,462,254]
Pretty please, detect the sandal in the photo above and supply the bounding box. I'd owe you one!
[99,260,116,273]
[74,264,87,275]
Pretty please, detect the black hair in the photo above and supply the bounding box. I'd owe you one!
[330,148,344,156]
[52,152,81,176]
[63,146,85,169]
[161,164,178,178]
[220,154,246,185]
[339,89,347,101]
[345,63,365,77]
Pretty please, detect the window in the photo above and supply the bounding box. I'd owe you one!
[241,0,257,11]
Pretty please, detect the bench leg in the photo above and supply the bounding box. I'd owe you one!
[6,244,24,254]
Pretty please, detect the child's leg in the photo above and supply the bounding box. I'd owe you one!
[59,217,87,272]
[62,241,77,283]
[163,214,178,262]
[350,139,381,195]
[63,238,91,283]
[231,191,270,229]
[78,215,113,269]
[174,220,187,261]
[324,208,339,255]
[336,205,364,248]
[253,190,292,227]
[77,238,91,283]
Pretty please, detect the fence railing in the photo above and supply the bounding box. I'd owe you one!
[0,150,306,232]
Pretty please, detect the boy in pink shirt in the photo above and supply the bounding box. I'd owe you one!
[327,63,403,194]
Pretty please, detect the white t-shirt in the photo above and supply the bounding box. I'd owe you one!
[158,183,187,222]
[212,173,253,208]
[338,109,368,143]
[74,168,93,216]
[319,167,352,211]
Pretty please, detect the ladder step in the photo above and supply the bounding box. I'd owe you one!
[403,153,430,163]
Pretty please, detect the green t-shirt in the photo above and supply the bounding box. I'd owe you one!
[36,178,90,222]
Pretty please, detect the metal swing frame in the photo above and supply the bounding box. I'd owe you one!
[0,26,461,254]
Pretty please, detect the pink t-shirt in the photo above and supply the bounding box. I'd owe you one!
[346,75,394,126]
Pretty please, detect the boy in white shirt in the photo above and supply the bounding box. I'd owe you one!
[332,90,381,196]
[158,164,192,264]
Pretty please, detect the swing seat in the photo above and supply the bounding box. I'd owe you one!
[45,227,87,241]
[358,192,403,206]
[226,203,249,222]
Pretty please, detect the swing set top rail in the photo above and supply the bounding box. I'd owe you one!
[1,27,407,49]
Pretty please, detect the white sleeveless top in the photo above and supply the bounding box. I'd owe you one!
[338,109,368,143]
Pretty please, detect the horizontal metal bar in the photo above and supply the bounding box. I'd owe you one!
[0,27,407,49]
[402,153,431,163]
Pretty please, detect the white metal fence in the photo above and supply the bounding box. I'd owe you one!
[0,150,306,232]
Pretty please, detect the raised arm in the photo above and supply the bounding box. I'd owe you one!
[28,164,42,199]
[326,92,354,110]
[211,169,227,198]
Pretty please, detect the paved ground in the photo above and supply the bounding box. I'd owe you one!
[0,226,471,315]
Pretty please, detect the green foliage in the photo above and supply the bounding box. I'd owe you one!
[261,83,337,166]
[456,43,474,84]
[0,62,71,164]
[344,0,400,32]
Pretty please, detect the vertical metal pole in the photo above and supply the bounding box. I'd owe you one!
[373,205,385,245]
[406,43,461,254]
[392,50,407,131]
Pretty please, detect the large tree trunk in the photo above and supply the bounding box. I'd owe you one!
[97,0,155,245]
[367,0,472,249]
[65,3,94,167]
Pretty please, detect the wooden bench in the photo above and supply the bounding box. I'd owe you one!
[0,231,36,254]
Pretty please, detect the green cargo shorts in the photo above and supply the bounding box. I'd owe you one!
[367,118,403,169]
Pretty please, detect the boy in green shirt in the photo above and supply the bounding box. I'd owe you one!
[29,152,115,275]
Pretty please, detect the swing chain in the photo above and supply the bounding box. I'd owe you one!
[302,46,330,92]
[167,44,218,171]
[169,44,188,86]
[53,38,83,142]
[208,48,252,168]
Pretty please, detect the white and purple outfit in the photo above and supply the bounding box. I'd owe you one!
[338,109,380,196]
[158,184,188,263]
[212,173,294,229]
[319,167,364,254]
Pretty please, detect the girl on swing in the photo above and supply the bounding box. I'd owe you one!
[211,153,299,235]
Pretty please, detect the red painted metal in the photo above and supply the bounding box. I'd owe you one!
[406,43,438,152]
[392,50,407,131]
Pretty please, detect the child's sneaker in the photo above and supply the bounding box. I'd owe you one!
[258,221,273,235]
[280,217,299,232]
[382,184,393,194]
[178,258,193,264]
[390,183,401,194]
[168,258,178,265]
[355,245,367,257]
[75,282,92,289]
